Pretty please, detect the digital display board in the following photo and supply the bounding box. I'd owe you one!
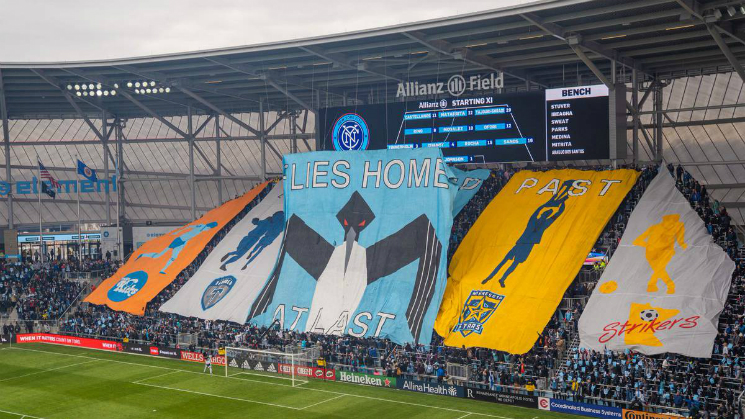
[318,84,625,163]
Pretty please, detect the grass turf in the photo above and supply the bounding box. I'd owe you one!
[0,342,575,419]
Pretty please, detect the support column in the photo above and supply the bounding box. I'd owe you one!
[259,101,266,180]
[188,107,196,220]
[291,113,298,154]
[215,115,223,205]
[102,110,111,225]
[655,81,664,163]
[632,69,639,165]
[116,121,126,224]
[0,69,13,229]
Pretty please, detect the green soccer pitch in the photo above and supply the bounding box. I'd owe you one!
[0,342,575,419]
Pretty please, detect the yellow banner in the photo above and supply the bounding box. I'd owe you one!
[435,169,638,353]
[85,181,269,315]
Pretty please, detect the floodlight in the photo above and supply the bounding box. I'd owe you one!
[159,87,164,93]
[74,84,80,90]
[76,91,81,96]
[96,90,103,96]
[96,83,102,89]
[127,81,133,88]
[165,87,170,93]
[111,90,117,96]
[88,83,95,90]
[103,90,109,96]
[146,88,152,93]
[150,81,155,87]
[83,91,88,96]
[113,83,119,88]
[727,6,737,16]
[135,82,141,88]
[81,84,87,90]
[134,89,140,94]
[66,84,72,90]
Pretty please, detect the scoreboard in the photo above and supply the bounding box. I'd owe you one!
[318,83,627,163]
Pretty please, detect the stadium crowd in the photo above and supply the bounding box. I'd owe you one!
[4,165,743,418]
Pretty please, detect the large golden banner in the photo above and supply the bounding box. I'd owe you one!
[435,169,638,353]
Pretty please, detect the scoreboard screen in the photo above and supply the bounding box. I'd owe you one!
[318,84,625,163]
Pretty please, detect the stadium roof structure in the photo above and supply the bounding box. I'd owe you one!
[1,0,745,230]
[3,0,745,118]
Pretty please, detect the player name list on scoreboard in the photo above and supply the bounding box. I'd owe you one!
[545,85,610,160]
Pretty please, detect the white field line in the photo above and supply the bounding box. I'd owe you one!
[0,408,44,419]
[0,359,98,383]
[456,413,472,419]
[228,370,295,382]
[300,394,345,410]
[131,370,181,385]
[10,346,515,419]
[134,381,302,410]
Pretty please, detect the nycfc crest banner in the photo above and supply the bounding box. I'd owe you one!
[247,149,457,345]
[579,170,735,357]
[435,169,638,353]
[85,182,269,315]
[160,182,285,322]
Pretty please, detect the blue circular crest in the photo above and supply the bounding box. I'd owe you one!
[332,113,369,151]
[108,270,148,302]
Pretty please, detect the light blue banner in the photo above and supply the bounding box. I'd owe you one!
[450,167,490,216]
[247,148,457,345]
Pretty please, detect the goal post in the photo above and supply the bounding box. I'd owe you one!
[224,347,308,387]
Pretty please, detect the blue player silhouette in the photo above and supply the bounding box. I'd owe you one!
[482,180,573,288]
[219,211,284,271]
[137,222,218,274]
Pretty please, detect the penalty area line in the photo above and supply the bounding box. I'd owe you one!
[0,408,44,418]
[133,381,302,410]
[300,394,345,410]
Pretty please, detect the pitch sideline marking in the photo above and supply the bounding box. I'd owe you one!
[0,408,44,419]
[456,413,472,419]
[134,381,302,410]
[9,346,515,419]
[0,359,98,383]
[300,394,345,410]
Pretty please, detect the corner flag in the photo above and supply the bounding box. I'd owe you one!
[77,159,98,182]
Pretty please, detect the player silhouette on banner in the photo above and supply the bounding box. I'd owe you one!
[137,222,218,274]
[218,211,284,271]
[632,214,687,294]
[482,180,572,287]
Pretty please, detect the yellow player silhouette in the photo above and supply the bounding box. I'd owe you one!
[632,214,687,294]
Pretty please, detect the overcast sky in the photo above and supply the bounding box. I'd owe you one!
[0,0,536,62]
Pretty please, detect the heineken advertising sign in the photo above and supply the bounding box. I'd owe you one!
[337,371,396,388]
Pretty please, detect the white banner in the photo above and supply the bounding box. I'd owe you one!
[579,170,734,358]
[159,182,284,322]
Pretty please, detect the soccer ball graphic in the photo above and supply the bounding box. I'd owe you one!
[640,309,659,322]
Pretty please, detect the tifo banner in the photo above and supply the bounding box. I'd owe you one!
[247,149,457,345]
[538,397,622,418]
[337,371,396,388]
[436,169,638,353]
[398,379,464,397]
[450,167,490,216]
[16,333,122,352]
[85,182,269,315]
[579,170,734,358]
[463,386,537,408]
[160,182,284,322]
[278,363,336,380]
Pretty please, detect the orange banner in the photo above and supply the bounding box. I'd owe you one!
[85,181,269,315]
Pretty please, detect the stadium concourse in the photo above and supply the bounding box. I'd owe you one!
[3,0,745,418]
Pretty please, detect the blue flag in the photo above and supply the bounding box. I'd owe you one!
[77,160,98,182]
[246,148,457,345]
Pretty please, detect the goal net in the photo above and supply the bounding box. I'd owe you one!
[224,347,312,387]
